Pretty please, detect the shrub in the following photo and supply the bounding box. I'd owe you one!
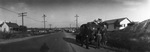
[106,31,150,52]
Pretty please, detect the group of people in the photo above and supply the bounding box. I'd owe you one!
[76,18,108,49]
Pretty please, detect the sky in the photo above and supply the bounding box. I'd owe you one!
[0,0,150,28]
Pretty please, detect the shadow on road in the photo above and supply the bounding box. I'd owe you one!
[40,43,49,52]
[63,37,124,52]
[63,37,98,49]
[63,37,80,46]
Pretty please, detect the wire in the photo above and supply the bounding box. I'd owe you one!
[0,7,18,14]
[26,16,42,22]
[0,7,43,23]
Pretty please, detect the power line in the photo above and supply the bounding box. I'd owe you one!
[0,7,42,22]
[0,7,47,28]
[0,7,18,14]
[26,16,42,22]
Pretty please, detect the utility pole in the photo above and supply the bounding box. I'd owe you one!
[75,14,79,28]
[70,24,71,29]
[49,24,52,29]
[19,12,27,26]
[16,20,17,24]
[42,14,47,29]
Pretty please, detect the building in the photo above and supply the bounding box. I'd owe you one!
[104,17,131,31]
[1,22,19,32]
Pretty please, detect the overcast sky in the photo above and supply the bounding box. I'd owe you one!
[0,0,150,28]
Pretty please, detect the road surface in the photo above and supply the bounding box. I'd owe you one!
[0,31,115,52]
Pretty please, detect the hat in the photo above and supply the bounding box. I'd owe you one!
[94,20,97,22]
[98,18,102,21]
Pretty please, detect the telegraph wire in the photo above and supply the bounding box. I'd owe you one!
[0,7,44,25]
[26,16,42,22]
[0,7,18,14]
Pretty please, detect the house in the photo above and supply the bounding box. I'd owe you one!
[104,17,131,31]
[1,22,19,32]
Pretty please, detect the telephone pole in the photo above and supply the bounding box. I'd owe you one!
[19,12,27,26]
[75,14,79,28]
[70,24,71,29]
[43,14,47,29]
[49,24,52,29]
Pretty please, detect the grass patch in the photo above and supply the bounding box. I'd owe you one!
[106,31,150,52]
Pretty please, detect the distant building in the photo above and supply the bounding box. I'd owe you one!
[104,17,131,31]
[1,22,19,32]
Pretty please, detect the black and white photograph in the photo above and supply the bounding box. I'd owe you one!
[0,0,150,52]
